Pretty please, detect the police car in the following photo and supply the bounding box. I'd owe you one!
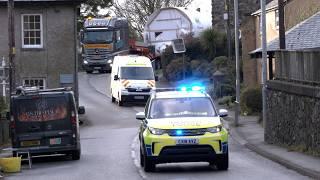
[136,86,229,172]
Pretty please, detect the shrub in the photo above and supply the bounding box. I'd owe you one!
[200,28,227,60]
[240,87,262,115]
[165,58,190,81]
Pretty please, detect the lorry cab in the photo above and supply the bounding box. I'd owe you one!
[9,87,84,160]
[110,55,156,106]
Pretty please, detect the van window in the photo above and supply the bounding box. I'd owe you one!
[16,96,69,122]
[120,67,154,80]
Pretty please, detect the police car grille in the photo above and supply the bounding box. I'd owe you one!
[167,129,207,136]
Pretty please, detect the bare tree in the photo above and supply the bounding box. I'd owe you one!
[113,0,193,39]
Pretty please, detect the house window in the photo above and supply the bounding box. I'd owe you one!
[23,78,46,89]
[275,10,279,30]
[22,14,43,48]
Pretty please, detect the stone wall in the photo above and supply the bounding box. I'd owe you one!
[265,80,320,156]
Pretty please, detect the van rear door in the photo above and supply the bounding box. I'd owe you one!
[13,94,75,149]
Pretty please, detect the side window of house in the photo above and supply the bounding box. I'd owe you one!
[22,14,43,48]
[23,78,46,89]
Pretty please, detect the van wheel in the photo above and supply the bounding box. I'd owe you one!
[111,96,115,103]
[118,99,123,106]
[71,149,81,160]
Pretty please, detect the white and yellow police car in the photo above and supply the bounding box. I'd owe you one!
[136,86,229,172]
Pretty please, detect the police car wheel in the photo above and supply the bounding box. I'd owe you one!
[216,153,229,170]
[143,148,155,172]
[140,147,144,167]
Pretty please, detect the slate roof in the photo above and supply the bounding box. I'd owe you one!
[250,11,320,54]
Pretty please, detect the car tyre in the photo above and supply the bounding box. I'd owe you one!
[111,96,116,103]
[143,147,155,172]
[140,147,144,167]
[86,70,93,74]
[216,153,228,170]
[71,149,81,160]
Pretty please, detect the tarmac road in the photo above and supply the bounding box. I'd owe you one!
[6,72,309,180]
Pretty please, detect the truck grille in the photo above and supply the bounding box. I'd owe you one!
[167,128,207,136]
[85,49,111,60]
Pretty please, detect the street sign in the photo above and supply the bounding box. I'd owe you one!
[172,39,186,54]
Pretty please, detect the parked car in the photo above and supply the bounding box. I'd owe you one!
[8,87,85,160]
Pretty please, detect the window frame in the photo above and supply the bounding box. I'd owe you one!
[275,9,279,30]
[21,14,43,48]
[23,78,46,89]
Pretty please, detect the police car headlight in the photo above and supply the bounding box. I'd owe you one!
[148,127,166,135]
[107,59,112,63]
[84,60,88,64]
[206,125,222,133]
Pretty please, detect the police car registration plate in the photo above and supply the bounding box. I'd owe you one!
[176,138,199,145]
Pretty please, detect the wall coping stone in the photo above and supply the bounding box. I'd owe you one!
[267,80,320,98]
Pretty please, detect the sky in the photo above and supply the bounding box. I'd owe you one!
[98,0,212,19]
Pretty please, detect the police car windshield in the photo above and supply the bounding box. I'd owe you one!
[83,30,113,43]
[120,67,154,80]
[149,97,217,119]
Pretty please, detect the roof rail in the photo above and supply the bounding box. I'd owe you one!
[16,86,73,95]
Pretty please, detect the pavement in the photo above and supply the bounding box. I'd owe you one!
[222,108,320,179]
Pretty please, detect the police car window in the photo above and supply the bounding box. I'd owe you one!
[149,97,216,119]
[120,67,154,80]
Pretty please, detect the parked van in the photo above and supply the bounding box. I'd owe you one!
[9,87,85,160]
[110,55,157,106]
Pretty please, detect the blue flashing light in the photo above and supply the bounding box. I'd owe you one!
[192,86,202,91]
[180,87,187,91]
[176,129,183,136]
[178,85,205,92]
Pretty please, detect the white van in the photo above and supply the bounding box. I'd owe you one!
[110,55,157,106]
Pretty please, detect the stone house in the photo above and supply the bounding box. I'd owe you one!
[242,0,320,87]
[0,0,81,99]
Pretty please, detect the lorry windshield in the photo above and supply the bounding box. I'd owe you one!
[149,97,217,119]
[120,67,154,80]
[83,30,113,43]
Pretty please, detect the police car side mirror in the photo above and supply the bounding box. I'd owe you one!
[5,111,10,121]
[136,112,145,120]
[219,109,228,117]
[114,75,119,81]
[78,106,85,115]
[155,76,159,81]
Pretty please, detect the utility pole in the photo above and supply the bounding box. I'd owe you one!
[234,0,240,126]
[261,0,268,131]
[224,0,232,61]
[278,0,285,49]
[8,0,15,98]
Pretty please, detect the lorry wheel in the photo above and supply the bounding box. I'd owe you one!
[86,70,93,74]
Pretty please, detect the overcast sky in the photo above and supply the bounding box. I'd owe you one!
[98,0,212,18]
